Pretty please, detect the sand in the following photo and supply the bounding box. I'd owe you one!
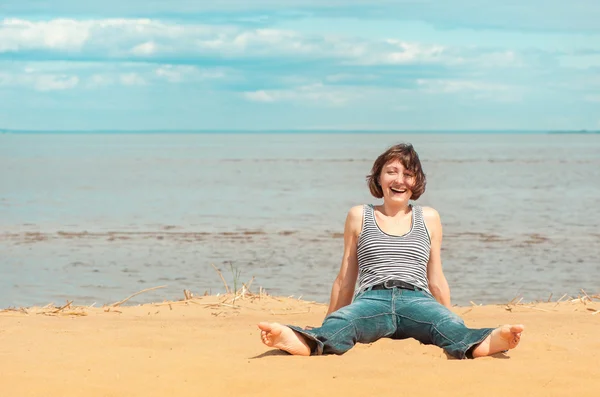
[1,292,599,397]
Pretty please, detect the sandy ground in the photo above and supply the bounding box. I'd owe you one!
[1,293,599,397]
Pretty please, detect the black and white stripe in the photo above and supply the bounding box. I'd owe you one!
[356,204,431,293]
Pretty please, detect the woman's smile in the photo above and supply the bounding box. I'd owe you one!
[390,187,407,194]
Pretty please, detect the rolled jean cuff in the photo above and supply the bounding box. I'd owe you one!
[461,328,495,359]
[287,325,324,355]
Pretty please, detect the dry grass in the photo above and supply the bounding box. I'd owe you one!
[2,266,599,318]
[502,289,600,315]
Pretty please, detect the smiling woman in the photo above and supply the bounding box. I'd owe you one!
[366,143,426,200]
[258,143,525,359]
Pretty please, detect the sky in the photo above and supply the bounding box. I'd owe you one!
[1,0,599,131]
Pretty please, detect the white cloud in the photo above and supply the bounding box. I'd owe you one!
[0,17,526,69]
[417,79,509,93]
[35,75,79,91]
[154,65,225,83]
[0,70,79,91]
[86,74,114,88]
[119,73,145,86]
[379,40,445,64]
[131,41,157,55]
[416,78,523,102]
[243,83,358,105]
[0,18,90,51]
[325,73,378,83]
[0,18,227,54]
[0,61,229,91]
[244,90,275,102]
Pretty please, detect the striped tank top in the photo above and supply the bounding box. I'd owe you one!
[356,204,431,293]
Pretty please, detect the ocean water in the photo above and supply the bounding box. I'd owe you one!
[1,132,599,307]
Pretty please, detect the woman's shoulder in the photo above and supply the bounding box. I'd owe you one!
[419,206,442,234]
[419,206,440,220]
[348,204,367,220]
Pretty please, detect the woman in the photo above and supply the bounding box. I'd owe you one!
[258,143,524,359]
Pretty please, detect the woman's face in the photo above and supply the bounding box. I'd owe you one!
[379,159,415,204]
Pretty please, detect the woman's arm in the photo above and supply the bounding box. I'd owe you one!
[423,207,452,308]
[325,205,362,317]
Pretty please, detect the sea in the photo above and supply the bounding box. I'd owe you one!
[1,132,599,307]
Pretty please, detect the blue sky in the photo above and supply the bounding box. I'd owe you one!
[1,0,599,131]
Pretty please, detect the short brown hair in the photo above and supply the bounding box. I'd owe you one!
[366,143,427,200]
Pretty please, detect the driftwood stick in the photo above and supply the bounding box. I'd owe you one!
[52,300,73,313]
[245,276,255,292]
[110,286,166,307]
[581,289,593,302]
[555,293,568,306]
[210,264,230,294]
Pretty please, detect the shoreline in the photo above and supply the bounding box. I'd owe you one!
[2,284,599,312]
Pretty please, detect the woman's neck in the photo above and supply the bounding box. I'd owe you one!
[380,201,411,218]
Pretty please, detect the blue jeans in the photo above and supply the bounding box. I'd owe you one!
[288,287,494,359]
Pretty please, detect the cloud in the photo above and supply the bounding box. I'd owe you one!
[0,18,90,51]
[3,0,600,32]
[416,78,523,102]
[243,83,358,105]
[0,17,530,69]
[0,69,79,91]
[154,65,225,83]
[86,73,114,88]
[119,73,145,86]
[0,61,227,91]
[417,79,509,93]
[0,4,598,130]
[131,41,158,55]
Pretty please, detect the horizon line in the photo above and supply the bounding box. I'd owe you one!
[1,128,598,134]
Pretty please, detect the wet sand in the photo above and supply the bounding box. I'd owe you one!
[1,293,599,397]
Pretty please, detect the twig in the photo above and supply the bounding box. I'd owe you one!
[554,293,568,306]
[110,286,166,307]
[0,307,27,314]
[211,264,230,294]
[44,310,88,317]
[581,289,592,302]
[245,277,255,292]
[508,294,521,306]
[515,297,524,306]
[52,300,73,313]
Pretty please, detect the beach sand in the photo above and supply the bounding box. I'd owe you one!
[1,292,599,397]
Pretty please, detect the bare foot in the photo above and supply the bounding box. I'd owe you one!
[472,324,524,358]
[258,322,311,356]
